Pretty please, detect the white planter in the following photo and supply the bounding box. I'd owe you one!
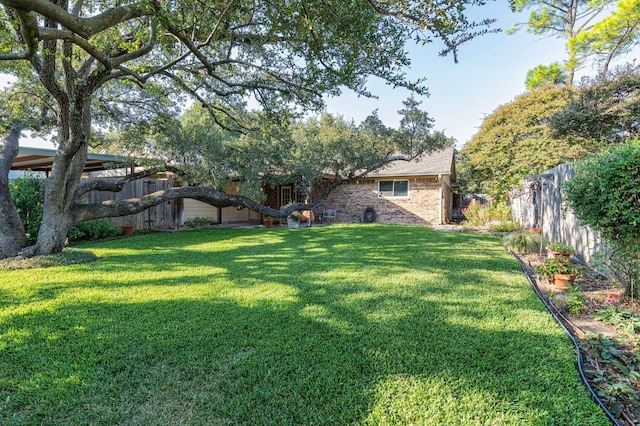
[287,218,300,228]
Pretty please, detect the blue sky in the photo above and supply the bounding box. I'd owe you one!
[5,1,638,149]
[323,2,570,148]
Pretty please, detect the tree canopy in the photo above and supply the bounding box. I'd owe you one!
[0,0,490,257]
[509,0,640,86]
[550,65,640,144]
[457,86,592,196]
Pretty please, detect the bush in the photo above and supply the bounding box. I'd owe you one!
[547,241,573,255]
[67,220,123,242]
[462,199,511,227]
[8,171,44,243]
[502,231,546,254]
[489,221,522,233]
[184,216,218,227]
[564,140,640,297]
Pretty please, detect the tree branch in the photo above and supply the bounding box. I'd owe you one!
[73,166,169,197]
[110,19,157,67]
[0,8,39,60]
[161,71,252,133]
[1,0,151,39]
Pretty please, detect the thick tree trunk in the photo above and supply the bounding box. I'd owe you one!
[30,101,90,256]
[0,128,28,258]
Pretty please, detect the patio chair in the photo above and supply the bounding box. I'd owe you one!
[322,208,337,223]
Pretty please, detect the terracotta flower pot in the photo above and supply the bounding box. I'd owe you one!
[264,219,273,228]
[552,273,576,291]
[547,249,571,260]
[121,224,134,236]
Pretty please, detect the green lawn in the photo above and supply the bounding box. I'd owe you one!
[0,225,608,425]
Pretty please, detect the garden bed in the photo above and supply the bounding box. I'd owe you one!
[515,253,640,426]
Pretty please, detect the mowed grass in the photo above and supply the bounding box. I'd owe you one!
[0,225,608,425]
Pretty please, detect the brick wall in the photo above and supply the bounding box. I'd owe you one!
[320,177,444,224]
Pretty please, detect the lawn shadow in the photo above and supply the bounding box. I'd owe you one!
[0,226,609,425]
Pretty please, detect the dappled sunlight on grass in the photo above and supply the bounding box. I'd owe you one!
[0,226,609,425]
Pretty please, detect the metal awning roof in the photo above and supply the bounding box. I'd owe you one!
[12,147,129,173]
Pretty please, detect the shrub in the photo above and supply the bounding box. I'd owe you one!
[489,221,522,233]
[502,231,545,254]
[67,220,123,242]
[8,171,44,243]
[462,199,511,227]
[184,216,218,227]
[547,242,574,256]
[564,140,640,297]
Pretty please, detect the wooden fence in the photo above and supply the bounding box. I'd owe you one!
[511,163,607,267]
[83,177,181,231]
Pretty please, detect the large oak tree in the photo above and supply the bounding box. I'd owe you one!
[0,0,491,257]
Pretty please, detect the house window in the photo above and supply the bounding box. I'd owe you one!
[378,180,409,198]
[280,185,307,206]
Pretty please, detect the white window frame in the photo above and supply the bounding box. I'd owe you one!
[280,185,306,206]
[378,180,409,198]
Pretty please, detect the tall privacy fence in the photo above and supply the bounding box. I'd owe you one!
[510,163,607,267]
[83,177,180,230]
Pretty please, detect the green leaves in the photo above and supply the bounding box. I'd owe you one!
[550,67,640,144]
[8,171,44,244]
[458,87,591,195]
[525,62,568,90]
[563,139,640,296]
[564,139,640,251]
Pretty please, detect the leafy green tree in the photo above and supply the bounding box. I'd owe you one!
[568,0,640,77]
[396,95,453,155]
[510,0,640,87]
[563,139,640,297]
[458,87,591,196]
[0,0,494,257]
[155,101,451,207]
[551,65,640,144]
[525,63,567,90]
[509,0,616,86]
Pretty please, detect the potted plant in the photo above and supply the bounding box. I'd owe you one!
[287,210,301,228]
[535,257,578,290]
[263,216,275,228]
[546,241,573,259]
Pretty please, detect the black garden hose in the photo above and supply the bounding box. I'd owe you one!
[363,206,376,223]
[513,252,623,426]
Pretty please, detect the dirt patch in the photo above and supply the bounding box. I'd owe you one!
[515,253,639,425]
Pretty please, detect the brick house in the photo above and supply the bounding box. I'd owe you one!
[12,146,457,227]
[181,147,459,226]
[318,147,458,225]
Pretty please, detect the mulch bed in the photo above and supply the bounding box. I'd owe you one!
[515,253,639,426]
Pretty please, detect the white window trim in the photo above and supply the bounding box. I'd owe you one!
[378,179,410,198]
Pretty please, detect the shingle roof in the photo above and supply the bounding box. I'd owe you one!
[367,147,455,178]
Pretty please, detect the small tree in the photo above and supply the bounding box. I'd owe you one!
[563,139,640,297]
